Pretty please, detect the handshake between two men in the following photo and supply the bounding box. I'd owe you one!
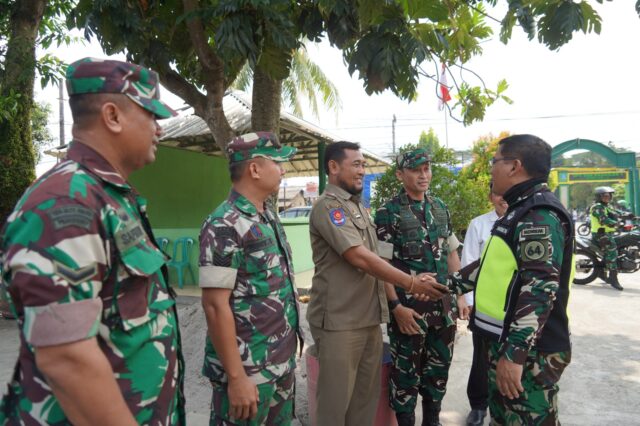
[409,273,450,301]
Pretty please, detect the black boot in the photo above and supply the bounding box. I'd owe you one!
[396,411,416,426]
[421,399,442,426]
[607,270,624,291]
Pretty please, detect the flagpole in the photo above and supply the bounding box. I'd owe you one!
[444,106,449,149]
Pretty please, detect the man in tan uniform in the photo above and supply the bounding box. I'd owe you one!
[307,141,449,426]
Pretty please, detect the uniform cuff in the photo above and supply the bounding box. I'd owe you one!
[500,342,529,365]
[199,265,237,289]
[24,299,102,347]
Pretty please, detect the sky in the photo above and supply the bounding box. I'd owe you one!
[35,1,640,176]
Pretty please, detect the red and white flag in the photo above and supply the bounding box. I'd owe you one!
[438,63,451,110]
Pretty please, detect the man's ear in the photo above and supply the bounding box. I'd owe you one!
[248,160,261,179]
[101,102,123,133]
[509,159,522,176]
[327,159,338,175]
[395,168,403,181]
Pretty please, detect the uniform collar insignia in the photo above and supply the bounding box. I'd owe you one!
[66,142,131,190]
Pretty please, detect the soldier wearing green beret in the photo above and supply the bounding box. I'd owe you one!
[450,134,574,425]
[374,148,464,426]
[0,58,184,424]
[198,132,301,425]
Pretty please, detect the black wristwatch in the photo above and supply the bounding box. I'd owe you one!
[388,299,401,312]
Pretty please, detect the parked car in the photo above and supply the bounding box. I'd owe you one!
[279,206,312,218]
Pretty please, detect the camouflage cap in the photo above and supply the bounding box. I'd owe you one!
[396,148,431,169]
[227,132,297,164]
[65,57,177,119]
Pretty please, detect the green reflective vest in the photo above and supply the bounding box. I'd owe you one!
[471,189,574,353]
[590,203,616,233]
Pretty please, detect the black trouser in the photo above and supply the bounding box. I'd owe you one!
[466,332,488,410]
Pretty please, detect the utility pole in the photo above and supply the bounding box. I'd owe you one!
[392,114,397,154]
[58,84,65,148]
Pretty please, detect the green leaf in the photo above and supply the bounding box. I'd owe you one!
[405,0,449,22]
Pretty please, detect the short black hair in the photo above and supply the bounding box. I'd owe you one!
[324,141,361,174]
[498,134,551,179]
[69,93,131,127]
[229,160,249,182]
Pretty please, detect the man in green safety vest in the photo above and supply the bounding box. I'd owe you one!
[449,134,574,425]
[590,186,629,290]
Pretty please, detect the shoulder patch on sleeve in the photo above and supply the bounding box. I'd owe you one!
[329,208,347,226]
[47,205,94,230]
[54,261,98,285]
[522,240,549,262]
[519,225,549,240]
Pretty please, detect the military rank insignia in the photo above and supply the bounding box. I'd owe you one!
[329,208,346,226]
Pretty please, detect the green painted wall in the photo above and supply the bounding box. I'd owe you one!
[130,146,231,228]
[281,218,313,273]
[129,146,314,286]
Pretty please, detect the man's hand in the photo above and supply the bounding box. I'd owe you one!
[457,295,471,320]
[412,273,449,299]
[496,357,524,400]
[392,305,424,335]
[227,375,259,420]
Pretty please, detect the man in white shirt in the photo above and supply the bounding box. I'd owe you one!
[460,189,508,426]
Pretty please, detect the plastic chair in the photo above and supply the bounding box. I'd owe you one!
[155,236,170,253]
[167,237,196,288]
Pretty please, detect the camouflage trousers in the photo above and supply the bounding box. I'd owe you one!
[387,318,456,413]
[487,342,571,426]
[209,371,294,426]
[595,233,618,271]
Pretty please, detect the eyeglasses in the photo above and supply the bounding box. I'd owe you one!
[490,156,517,166]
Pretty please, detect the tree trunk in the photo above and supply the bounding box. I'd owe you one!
[0,0,46,227]
[251,67,282,135]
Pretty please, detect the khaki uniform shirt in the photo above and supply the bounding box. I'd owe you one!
[307,184,389,331]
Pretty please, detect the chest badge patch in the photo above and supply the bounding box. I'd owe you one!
[330,208,346,227]
[250,224,264,238]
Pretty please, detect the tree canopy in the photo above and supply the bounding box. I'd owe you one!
[68,0,617,150]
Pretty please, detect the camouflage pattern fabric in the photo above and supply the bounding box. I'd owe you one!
[375,191,458,327]
[596,233,618,271]
[487,342,571,426]
[199,190,300,421]
[209,371,294,426]
[66,57,177,119]
[500,207,568,364]
[0,142,185,425]
[375,190,458,412]
[387,320,456,413]
[226,132,296,164]
[451,182,572,424]
[591,202,620,271]
[396,148,431,169]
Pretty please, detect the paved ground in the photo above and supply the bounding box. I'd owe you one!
[1,272,639,425]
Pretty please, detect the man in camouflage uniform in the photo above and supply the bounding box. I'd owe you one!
[589,186,628,290]
[374,148,463,426]
[450,135,574,425]
[199,132,300,425]
[0,58,185,425]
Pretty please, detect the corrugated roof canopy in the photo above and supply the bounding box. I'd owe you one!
[160,90,390,176]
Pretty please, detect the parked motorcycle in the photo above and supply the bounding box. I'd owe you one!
[577,218,591,236]
[574,224,640,285]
